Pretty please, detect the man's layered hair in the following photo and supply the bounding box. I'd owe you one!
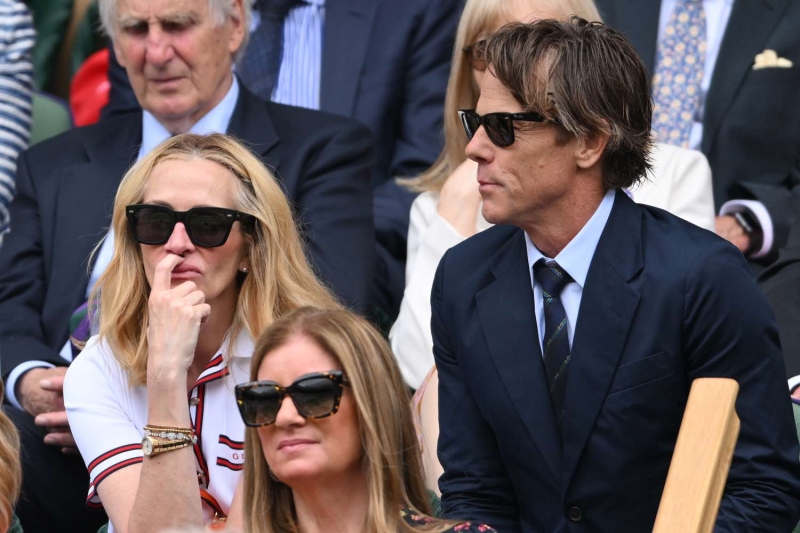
[482,17,654,189]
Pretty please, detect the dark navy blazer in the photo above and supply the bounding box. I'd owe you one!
[433,190,800,532]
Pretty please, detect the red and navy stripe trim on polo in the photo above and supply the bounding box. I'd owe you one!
[87,443,141,474]
[86,456,144,505]
[216,457,243,471]
[193,383,210,487]
[195,367,230,387]
[203,354,223,371]
[218,434,244,450]
[194,353,230,387]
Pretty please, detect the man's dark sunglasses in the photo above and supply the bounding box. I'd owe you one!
[458,109,558,148]
[235,371,350,427]
[126,204,256,248]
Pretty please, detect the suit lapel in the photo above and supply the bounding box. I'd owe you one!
[320,0,378,116]
[476,230,562,482]
[55,117,142,313]
[227,84,281,168]
[561,191,642,491]
[702,0,790,153]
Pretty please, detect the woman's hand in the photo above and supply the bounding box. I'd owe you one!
[146,254,211,380]
[437,158,481,238]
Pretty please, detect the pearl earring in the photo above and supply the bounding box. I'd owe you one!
[240,267,248,273]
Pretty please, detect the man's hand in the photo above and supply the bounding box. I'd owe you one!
[18,367,78,454]
[792,387,800,401]
[17,366,67,416]
[715,215,751,253]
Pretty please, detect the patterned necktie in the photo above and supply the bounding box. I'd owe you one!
[534,259,573,427]
[652,0,707,148]
[237,0,299,101]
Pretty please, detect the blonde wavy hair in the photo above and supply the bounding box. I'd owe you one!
[0,379,21,533]
[244,307,456,533]
[406,0,602,193]
[90,133,340,386]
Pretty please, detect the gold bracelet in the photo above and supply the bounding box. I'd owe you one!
[144,425,197,443]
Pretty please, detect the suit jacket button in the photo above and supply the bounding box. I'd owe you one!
[568,506,582,522]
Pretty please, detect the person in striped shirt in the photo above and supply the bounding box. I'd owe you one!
[0,0,33,248]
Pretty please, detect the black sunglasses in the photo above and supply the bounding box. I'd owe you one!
[235,371,350,427]
[458,109,557,148]
[126,204,256,248]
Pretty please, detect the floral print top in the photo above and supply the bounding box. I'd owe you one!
[401,507,497,532]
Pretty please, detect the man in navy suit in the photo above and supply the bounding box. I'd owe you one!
[433,20,800,532]
[0,0,374,530]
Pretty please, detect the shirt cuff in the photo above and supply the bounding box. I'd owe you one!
[6,361,56,410]
[719,200,773,258]
[788,375,800,393]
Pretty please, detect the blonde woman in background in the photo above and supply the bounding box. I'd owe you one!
[64,134,340,532]
[237,307,496,533]
[0,376,22,533]
[389,0,715,492]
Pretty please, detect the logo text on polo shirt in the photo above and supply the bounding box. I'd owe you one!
[217,434,244,471]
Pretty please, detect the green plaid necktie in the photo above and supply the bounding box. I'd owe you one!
[652,0,707,148]
[534,259,573,427]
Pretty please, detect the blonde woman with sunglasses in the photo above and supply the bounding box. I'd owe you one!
[64,133,339,533]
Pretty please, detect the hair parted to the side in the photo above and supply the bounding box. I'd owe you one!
[244,307,456,533]
[89,133,340,387]
[0,379,21,533]
[405,0,602,193]
[98,0,252,60]
[482,17,653,189]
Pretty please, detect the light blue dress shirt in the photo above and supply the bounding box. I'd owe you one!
[525,188,616,354]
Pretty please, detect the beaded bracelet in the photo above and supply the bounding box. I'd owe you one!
[144,425,198,444]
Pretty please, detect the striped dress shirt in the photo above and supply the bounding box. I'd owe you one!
[0,0,34,247]
[259,0,325,110]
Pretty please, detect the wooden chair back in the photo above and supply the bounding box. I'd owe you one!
[652,378,740,533]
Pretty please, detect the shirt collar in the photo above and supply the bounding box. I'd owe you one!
[139,76,240,159]
[525,188,616,288]
[194,328,255,385]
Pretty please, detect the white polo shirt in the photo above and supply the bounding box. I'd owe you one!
[64,331,254,531]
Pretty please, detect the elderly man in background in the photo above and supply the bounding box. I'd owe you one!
[0,0,375,530]
[432,19,800,532]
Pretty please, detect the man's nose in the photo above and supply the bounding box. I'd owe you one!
[145,26,175,66]
[465,124,494,164]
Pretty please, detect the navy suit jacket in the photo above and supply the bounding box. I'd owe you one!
[595,0,800,257]
[0,85,375,374]
[432,191,800,532]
